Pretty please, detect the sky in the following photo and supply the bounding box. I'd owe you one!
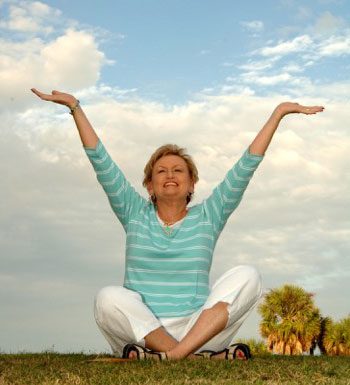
[0,0,349,353]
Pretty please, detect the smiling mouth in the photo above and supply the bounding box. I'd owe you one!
[164,182,178,187]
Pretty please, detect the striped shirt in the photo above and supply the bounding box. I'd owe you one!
[84,139,263,318]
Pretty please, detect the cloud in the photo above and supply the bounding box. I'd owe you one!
[296,6,312,20]
[240,72,293,86]
[224,20,350,99]
[0,1,119,113]
[318,34,350,56]
[313,11,345,34]
[2,86,349,351]
[1,0,349,352]
[240,20,264,33]
[0,1,61,34]
[0,28,107,112]
[237,59,276,72]
[282,63,304,73]
[259,35,313,56]
[41,29,106,86]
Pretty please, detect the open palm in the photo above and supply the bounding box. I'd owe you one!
[31,88,77,109]
[277,102,324,116]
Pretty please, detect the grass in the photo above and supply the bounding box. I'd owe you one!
[1,353,350,385]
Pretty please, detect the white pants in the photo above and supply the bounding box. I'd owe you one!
[94,265,262,357]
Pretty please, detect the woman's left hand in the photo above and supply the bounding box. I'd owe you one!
[275,102,324,118]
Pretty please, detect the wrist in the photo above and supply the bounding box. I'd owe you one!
[273,105,287,120]
[69,99,80,115]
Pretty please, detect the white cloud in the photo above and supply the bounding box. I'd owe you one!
[241,72,293,86]
[282,63,304,73]
[0,29,107,111]
[296,6,312,20]
[318,34,350,56]
[1,0,349,352]
[0,1,120,113]
[240,20,264,33]
[0,1,61,34]
[237,59,276,72]
[2,88,349,352]
[260,35,313,56]
[297,268,350,291]
[313,11,345,34]
[41,29,106,87]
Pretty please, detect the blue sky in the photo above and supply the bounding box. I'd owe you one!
[2,0,349,103]
[56,0,350,98]
[0,0,349,353]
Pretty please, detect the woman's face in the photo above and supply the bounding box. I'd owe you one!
[147,155,194,204]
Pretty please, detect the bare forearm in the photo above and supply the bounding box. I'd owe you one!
[249,102,324,156]
[70,103,99,149]
[249,108,283,156]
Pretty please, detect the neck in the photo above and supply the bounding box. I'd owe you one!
[156,200,188,224]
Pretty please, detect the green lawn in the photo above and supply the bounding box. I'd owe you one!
[1,353,350,385]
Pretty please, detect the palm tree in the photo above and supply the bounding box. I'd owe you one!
[258,284,321,355]
[323,316,350,356]
[316,316,332,355]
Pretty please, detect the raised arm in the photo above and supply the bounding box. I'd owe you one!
[249,102,324,156]
[31,88,146,228]
[31,88,98,149]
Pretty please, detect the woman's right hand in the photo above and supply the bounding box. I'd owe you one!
[31,88,99,148]
[31,88,77,110]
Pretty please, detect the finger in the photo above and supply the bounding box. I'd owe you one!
[31,88,55,101]
[31,88,42,96]
[31,88,46,98]
[52,90,63,95]
[303,106,325,114]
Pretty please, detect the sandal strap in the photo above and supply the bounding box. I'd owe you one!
[227,343,251,360]
[122,343,168,361]
[142,349,168,361]
[122,343,145,359]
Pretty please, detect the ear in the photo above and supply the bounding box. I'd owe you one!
[146,181,153,196]
[189,179,195,193]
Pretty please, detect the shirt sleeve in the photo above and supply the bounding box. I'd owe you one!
[84,139,147,231]
[203,148,264,237]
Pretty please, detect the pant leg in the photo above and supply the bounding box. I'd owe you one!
[176,265,262,352]
[94,286,161,356]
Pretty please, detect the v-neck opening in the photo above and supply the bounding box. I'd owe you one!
[155,207,191,237]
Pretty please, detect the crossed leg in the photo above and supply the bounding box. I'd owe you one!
[95,265,262,360]
[140,301,229,360]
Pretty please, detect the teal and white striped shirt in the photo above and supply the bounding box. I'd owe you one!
[85,140,263,318]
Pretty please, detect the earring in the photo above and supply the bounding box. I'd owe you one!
[149,194,156,205]
[187,192,194,204]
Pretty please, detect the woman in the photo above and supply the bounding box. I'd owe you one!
[31,88,324,360]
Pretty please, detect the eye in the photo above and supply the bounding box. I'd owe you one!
[158,169,165,173]
[175,169,183,172]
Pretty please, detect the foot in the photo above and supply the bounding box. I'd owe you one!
[210,347,248,360]
[128,351,138,360]
[122,343,167,361]
[196,343,251,360]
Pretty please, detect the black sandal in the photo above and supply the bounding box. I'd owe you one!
[227,343,252,360]
[205,343,251,360]
[122,343,168,361]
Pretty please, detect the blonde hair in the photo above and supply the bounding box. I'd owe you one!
[143,144,199,203]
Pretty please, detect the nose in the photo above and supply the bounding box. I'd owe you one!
[166,170,175,178]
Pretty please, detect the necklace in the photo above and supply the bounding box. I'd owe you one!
[163,222,174,236]
[158,208,188,236]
